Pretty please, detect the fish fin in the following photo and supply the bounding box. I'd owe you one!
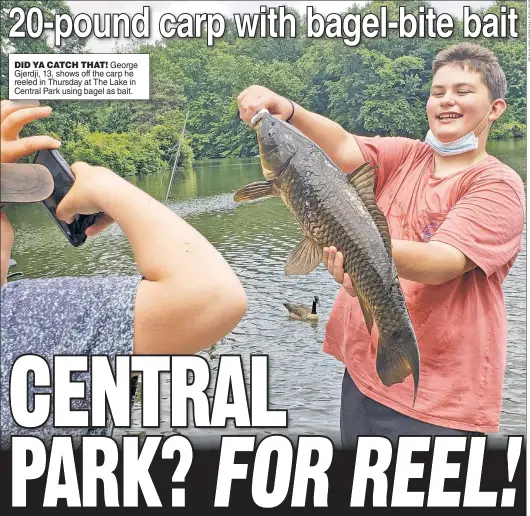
[358,295,374,335]
[376,326,420,406]
[233,181,277,202]
[285,237,323,275]
[347,163,392,260]
[346,162,378,187]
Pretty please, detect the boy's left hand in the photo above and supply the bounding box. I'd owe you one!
[1,100,61,163]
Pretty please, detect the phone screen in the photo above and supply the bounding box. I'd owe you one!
[34,149,102,246]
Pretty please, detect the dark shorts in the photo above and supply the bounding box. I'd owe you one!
[340,369,483,448]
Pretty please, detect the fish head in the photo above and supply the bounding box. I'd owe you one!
[251,109,296,180]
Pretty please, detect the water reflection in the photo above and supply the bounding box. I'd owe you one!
[5,139,527,438]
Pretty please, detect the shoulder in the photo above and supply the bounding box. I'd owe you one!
[353,135,431,163]
[464,156,525,206]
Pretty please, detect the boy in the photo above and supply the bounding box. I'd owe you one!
[1,100,248,448]
[237,43,525,445]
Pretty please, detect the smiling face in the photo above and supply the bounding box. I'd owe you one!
[426,64,494,143]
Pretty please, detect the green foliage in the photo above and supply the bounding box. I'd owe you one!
[62,126,169,177]
[140,109,194,167]
[2,0,525,173]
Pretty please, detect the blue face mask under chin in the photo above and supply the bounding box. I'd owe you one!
[425,104,493,157]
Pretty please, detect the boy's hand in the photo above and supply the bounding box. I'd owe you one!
[237,85,293,124]
[323,246,358,297]
[56,162,118,235]
[1,100,61,163]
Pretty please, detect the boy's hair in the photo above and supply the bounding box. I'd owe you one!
[432,43,507,101]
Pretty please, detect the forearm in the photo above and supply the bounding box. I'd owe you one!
[99,176,235,284]
[391,239,471,285]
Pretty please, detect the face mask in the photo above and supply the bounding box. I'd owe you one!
[425,104,493,156]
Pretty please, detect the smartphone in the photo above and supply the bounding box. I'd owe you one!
[34,149,104,247]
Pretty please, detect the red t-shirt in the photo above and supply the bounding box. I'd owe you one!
[323,135,525,433]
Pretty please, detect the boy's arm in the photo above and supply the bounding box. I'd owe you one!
[325,176,524,290]
[238,85,418,192]
[390,240,477,285]
[324,240,476,294]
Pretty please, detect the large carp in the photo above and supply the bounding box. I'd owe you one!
[234,109,420,404]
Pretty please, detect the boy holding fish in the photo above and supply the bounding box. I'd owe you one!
[237,43,525,445]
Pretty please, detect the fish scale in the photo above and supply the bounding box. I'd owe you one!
[234,110,420,404]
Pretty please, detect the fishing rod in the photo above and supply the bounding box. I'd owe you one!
[164,110,190,204]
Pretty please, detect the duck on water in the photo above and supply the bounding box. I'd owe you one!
[283,296,320,321]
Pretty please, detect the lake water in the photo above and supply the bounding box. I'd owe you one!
[5,138,526,443]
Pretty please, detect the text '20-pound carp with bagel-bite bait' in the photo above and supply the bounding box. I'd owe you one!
[234,109,420,404]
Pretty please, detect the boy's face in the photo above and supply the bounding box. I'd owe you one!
[426,65,492,143]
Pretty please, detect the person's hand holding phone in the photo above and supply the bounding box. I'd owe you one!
[56,162,117,237]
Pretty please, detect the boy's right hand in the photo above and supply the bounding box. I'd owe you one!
[237,85,293,124]
[323,246,358,298]
[56,162,117,236]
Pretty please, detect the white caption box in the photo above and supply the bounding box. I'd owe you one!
[9,54,150,100]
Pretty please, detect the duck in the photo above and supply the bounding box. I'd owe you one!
[283,296,320,321]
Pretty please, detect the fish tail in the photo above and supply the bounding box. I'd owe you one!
[376,326,420,406]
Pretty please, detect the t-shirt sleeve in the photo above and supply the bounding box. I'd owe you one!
[429,175,525,277]
[353,135,422,194]
[3,275,142,359]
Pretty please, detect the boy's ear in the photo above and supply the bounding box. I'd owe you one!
[490,98,507,121]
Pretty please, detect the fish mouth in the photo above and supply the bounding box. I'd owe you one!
[251,108,270,128]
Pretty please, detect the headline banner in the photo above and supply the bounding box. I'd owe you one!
[2,437,525,512]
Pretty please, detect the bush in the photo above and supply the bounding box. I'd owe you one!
[62,125,169,177]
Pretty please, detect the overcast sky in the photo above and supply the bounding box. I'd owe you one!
[66,1,496,53]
